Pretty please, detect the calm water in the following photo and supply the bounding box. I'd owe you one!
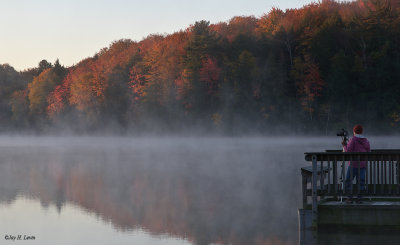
[0,136,398,245]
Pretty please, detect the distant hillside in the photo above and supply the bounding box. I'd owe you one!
[2,0,400,134]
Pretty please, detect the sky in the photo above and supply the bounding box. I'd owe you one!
[0,0,318,71]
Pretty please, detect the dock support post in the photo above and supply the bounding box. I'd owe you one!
[298,209,316,245]
[312,154,318,227]
[302,170,308,209]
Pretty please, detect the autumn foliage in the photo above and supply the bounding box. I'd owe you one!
[2,0,400,133]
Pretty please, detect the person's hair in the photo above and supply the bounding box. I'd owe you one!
[353,124,363,134]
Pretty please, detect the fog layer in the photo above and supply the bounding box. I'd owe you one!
[0,136,399,244]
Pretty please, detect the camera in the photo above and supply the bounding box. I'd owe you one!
[337,128,348,137]
[337,128,349,145]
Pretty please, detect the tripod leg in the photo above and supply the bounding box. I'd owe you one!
[340,162,345,204]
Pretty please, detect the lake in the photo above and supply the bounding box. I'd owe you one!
[0,136,399,245]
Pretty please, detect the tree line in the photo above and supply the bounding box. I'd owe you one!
[1,0,400,134]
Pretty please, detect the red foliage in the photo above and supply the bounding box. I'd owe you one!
[47,73,72,118]
[199,57,222,95]
[297,60,324,116]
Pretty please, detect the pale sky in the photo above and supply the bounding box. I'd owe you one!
[0,0,318,71]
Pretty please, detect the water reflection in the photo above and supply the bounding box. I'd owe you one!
[0,197,191,245]
[0,137,314,244]
[1,136,397,244]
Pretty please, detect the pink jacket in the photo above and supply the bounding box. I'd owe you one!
[343,135,371,168]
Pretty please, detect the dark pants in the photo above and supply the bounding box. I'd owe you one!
[345,166,366,198]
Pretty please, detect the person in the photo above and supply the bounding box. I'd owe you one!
[342,124,371,203]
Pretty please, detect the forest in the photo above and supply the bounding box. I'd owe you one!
[1,0,399,135]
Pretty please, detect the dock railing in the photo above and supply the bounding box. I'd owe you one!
[302,150,400,225]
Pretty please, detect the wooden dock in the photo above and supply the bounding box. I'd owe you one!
[299,150,400,229]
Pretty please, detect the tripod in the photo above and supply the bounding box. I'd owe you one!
[339,161,345,204]
[339,133,348,204]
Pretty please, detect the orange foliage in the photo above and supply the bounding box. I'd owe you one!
[138,34,164,54]
[28,68,64,115]
[226,16,259,42]
[129,31,188,105]
[210,22,229,39]
[65,40,140,113]
[129,66,147,101]
[67,60,98,111]
[211,16,259,42]
[16,0,400,129]
[257,8,284,35]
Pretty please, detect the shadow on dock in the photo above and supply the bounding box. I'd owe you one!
[317,225,400,245]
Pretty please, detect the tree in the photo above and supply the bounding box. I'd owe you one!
[20,59,53,84]
[181,21,220,118]
[199,57,222,96]
[2,0,400,133]
[47,73,72,119]
[257,8,284,35]
[293,55,324,121]
[38,60,53,74]
[28,67,65,116]
[10,89,30,126]
[0,64,27,127]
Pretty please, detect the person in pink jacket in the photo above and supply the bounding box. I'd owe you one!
[342,124,371,203]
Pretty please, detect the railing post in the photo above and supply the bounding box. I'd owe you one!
[389,155,393,195]
[341,156,345,198]
[328,157,331,195]
[320,160,324,195]
[357,154,361,197]
[384,158,387,192]
[312,154,318,227]
[373,160,376,195]
[350,155,353,196]
[301,169,308,209]
[366,157,369,194]
[333,156,337,197]
[382,158,385,194]
[377,159,380,194]
[368,158,372,194]
[397,155,400,195]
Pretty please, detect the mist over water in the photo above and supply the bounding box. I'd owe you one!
[0,136,399,245]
